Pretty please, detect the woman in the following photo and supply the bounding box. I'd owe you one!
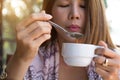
[1,0,120,80]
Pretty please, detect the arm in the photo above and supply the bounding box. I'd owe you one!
[5,11,52,80]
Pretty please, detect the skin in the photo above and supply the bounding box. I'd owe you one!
[51,0,85,44]
[6,12,53,80]
[52,0,85,33]
[94,41,120,80]
[6,0,120,80]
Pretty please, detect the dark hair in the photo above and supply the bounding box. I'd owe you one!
[42,0,116,49]
[41,0,57,47]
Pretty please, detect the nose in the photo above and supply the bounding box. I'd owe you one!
[69,6,80,20]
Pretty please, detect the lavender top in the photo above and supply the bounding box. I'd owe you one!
[24,42,120,80]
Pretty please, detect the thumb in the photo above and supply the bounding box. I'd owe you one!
[98,41,108,48]
[40,10,53,20]
[41,10,46,14]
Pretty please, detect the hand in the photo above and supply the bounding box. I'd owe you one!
[14,11,52,62]
[93,41,120,80]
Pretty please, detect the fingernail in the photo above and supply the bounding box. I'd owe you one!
[41,10,46,14]
[40,10,52,19]
[46,14,53,19]
[95,48,104,56]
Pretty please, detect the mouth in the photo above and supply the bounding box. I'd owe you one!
[66,25,81,32]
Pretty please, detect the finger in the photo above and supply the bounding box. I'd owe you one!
[33,33,51,47]
[16,12,52,32]
[98,41,108,48]
[95,67,109,80]
[17,22,39,38]
[16,29,30,41]
[95,63,118,72]
[17,21,52,40]
[95,63,111,72]
[95,65,115,80]
[95,64,119,80]
[29,22,52,40]
[41,10,46,14]
[105,58,120,68]
[95,47,116,58]
[16,23,39,40]
[23,12,52,27]
[94,56,120,68]
[93,55,106,65]
[23,22,39,34]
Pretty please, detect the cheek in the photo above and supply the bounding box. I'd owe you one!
[52,12,61,21]
[81,12,86,26]
[52,8,67,23]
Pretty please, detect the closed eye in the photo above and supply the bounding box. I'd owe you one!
[59,5,69,7]
[80,5,86,9]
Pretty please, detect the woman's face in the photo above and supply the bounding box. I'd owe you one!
[52,0,86,34]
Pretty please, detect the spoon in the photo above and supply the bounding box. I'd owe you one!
[48,21,83,39]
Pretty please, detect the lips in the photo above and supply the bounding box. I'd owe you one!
[67,25,81,32]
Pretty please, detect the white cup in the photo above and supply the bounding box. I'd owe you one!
[62,43,102,67]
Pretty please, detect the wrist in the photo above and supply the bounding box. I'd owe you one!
[14,50,35,63]
[6,54,32,80]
